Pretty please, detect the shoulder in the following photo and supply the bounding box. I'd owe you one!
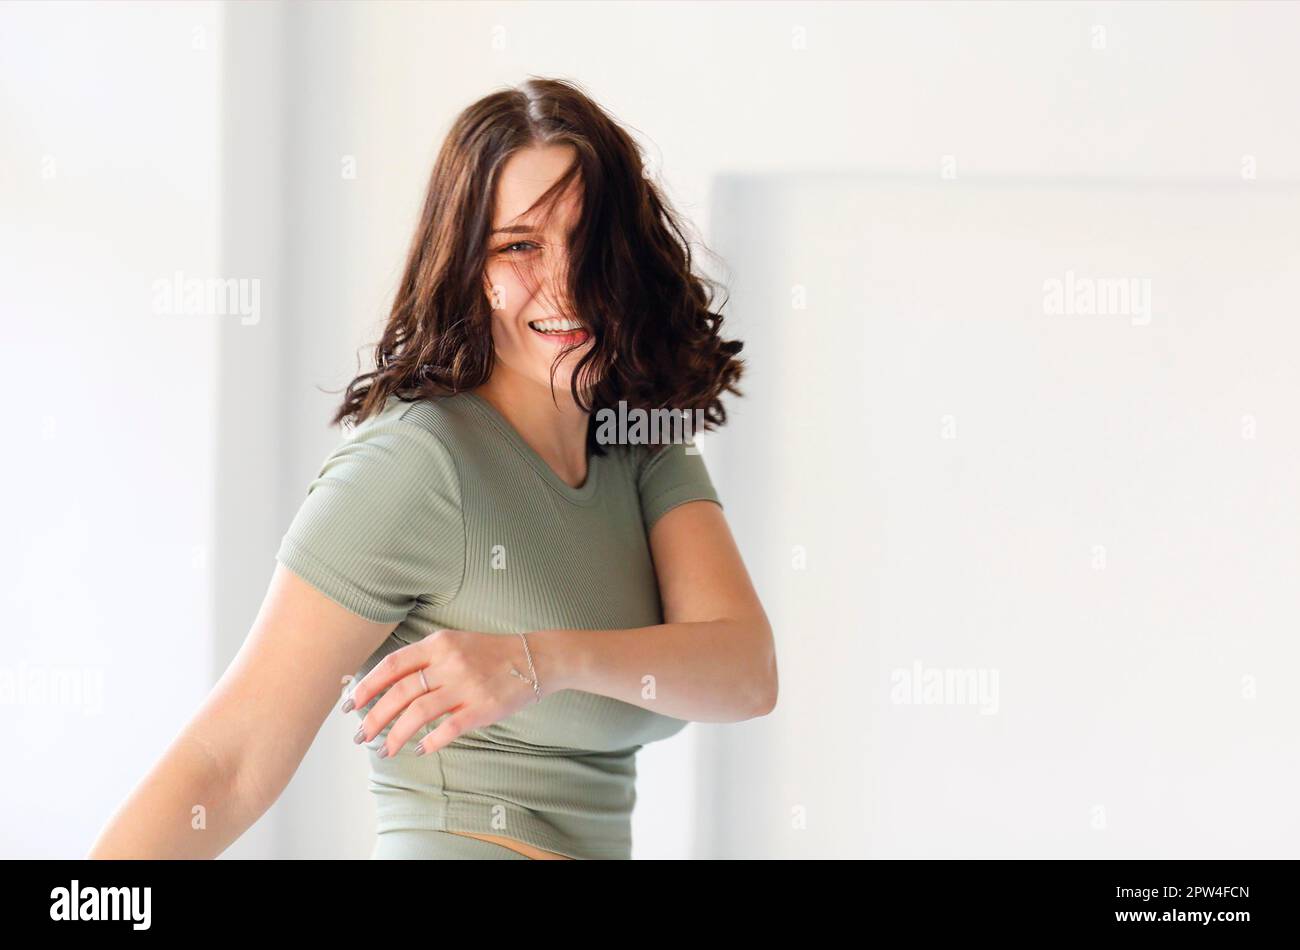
[386,391,471,438]
[375,391,488,465]
[309,394,469,506]
[343,392,482,465]
[593,442,679,496]
[599,438,714,481]
[629,438,720,527]
[632,440,708,481]
[278,394,469,621]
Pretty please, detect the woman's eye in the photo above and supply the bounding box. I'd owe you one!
[501,241,540,255]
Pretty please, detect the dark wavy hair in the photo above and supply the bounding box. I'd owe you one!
[330,76,744,455]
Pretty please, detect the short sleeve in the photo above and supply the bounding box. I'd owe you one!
[636,440,723,533]
[275,418,465,624]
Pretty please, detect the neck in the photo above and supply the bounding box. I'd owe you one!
[472,365,591,487]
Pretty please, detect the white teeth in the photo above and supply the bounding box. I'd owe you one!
[529,317,583,333]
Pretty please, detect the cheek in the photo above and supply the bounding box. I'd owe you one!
[484,262,531,314]
[488,311,520,352]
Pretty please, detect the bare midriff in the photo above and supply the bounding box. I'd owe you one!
[446,829,575,860]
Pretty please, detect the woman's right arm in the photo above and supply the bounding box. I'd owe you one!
[87,562,397,859]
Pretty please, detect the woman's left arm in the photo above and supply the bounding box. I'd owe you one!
[344,502,776,755]
[531,499,777,723]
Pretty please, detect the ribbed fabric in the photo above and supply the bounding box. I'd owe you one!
[275,390,722,859]
[371,829,533,860]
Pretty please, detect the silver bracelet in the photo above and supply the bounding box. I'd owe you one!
[509,631,542,703]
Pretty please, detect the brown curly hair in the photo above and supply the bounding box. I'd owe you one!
[330,76,744,455]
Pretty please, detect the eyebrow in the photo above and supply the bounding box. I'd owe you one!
[490,225,540,236]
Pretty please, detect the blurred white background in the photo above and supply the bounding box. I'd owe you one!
[2,0,1298,859]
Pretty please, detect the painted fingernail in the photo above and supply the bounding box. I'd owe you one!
[376,745,389,758]
[353,725,366,744]
[414,742,425,756]
[340,697,355,713]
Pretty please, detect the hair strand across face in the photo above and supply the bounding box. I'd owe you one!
[329,76,745,455]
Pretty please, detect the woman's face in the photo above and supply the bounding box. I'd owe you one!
[483,143,594,397]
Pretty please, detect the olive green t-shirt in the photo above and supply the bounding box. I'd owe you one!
[274,390,722,859]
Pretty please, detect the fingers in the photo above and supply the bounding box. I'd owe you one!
[391,693,468,756]
[338,628,491,758]
[414,707,474,758]
[343,631,447,712]
[377,690,467,758]
[353,668,440,749]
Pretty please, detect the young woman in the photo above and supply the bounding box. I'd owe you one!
[89,77,776,861]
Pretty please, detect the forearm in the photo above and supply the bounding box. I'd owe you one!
[88,728,267,859]
[532,616,776,723]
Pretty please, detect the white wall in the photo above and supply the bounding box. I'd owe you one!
[708,175,1300,857]
[3,0,1298,858]
[0,1,225,857]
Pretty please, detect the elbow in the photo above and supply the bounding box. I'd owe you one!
[751,673,778,718]
[746,620,779,718]
[750,692,776,719]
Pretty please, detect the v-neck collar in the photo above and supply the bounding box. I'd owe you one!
[461,391,602,505]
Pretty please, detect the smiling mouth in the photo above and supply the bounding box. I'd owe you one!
[528,318,590,345]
